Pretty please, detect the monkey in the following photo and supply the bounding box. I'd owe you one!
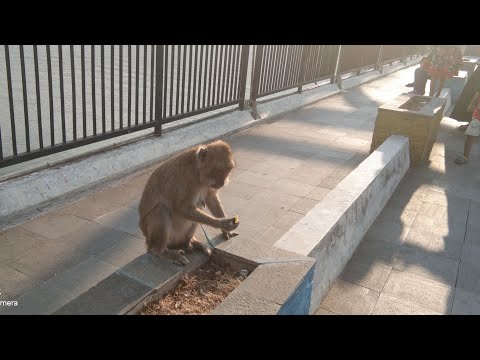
[138,140,239,266]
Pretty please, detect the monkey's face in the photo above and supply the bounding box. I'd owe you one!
[196,141,235,189]
[208,167,232,189]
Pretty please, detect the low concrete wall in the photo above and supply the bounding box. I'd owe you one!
[0,57,421,229]
[444,70,468,104]
[212,238,315,315]
[274,135,411,314]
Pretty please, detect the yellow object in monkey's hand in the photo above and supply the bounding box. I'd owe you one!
[233,215,239,224]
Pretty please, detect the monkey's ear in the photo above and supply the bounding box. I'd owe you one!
[196,146,208,163]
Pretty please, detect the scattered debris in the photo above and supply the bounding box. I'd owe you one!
[139,261,247,315]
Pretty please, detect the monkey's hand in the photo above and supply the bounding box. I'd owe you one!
[222,230,239,240]
[219,217,239,232]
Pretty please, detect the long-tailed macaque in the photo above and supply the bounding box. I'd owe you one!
[138,140,239,265]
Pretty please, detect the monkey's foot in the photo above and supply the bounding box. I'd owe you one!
[191,238,212,256]
[222,230,239,240]
[165,249,190,266]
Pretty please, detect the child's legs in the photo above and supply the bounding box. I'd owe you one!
[463,118,480,157]
[464,135,476,157]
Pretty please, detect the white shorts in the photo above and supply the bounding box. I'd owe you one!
[465,118,480,137]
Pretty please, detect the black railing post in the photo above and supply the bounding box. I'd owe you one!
[375,45,384,74]
[297,45,310,93]
[249,45,264,119]
[154,45,164,136]
[333,45,343,89]
[238,45,250,111]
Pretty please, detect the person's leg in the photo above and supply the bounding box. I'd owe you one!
[429,76,438,97]
[406,68,419,87]
[435,76,446,97]
[464,135,476,158]
[455,119,480,164]
[414,68,429,95]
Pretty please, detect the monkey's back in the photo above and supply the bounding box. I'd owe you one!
[138,149,199,227]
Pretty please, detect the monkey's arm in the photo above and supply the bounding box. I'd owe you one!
[205,189,227,217]
[178,205,238,232]
[206,189,239,240]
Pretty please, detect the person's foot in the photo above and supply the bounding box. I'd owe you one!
[408,90,424,95]
[454,155,468,164]
[406,82,414,87]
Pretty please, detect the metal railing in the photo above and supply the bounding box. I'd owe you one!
[0,45,425,168]
[156,45,249,134]
[338,45,382,75]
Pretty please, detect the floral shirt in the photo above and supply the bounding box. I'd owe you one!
[426,46,463,73]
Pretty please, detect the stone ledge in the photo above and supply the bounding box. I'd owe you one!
[212,238,315,315]
[273,135,411,313]
[53,252,209,315]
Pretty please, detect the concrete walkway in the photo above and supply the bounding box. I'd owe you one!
[1,64,478,314]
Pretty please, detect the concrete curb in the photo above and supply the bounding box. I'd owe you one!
[0,57,421,229]
[274,135,411,314]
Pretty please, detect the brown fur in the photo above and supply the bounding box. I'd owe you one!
[138,140,239,265]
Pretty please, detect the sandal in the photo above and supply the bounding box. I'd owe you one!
[454,155,468,164]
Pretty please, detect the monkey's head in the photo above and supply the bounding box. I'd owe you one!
[196,140,235,189]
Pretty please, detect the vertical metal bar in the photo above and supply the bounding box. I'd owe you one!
[80,45,87,139]
[178,45,185,114]
[284,46,293,88]
[211,45,219,106]
[175,46,181,115]
[187,45,193,113]
[208,46,215,106]
[58,46,66,143]
[202,45,208,108]
[268,46,279,93]
[46,45,55,146]
[101,45,106,133]
[4,45,17,155]
[232,45,240,100]
[119,45,123,129]
[163,45,169,119]
[297,46,310,93]
[154,45,164,136]
[276,46,286,90]
[250,45,263,102]
[0,121,3,159]
[181,45,187,114]
[111,45,115,130]
[91,45,97,136]
[273,45,283,91]
[260,45,271,94]
[333,45,343,88]
[150,45,154,122]
[221,45,228,103]
[19,45,31,151]
[169,45,174,118]
[288,46,299,86]
[192,45,199,111]
[225,45,233,102]
[202,45,209,108]
[135,45,140,125]
[143,44,147,124]
[217,45,224,105]
[128,45,131,128]
[69,45,76,142]
[238,45,250,110]
[375,45,384,73]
